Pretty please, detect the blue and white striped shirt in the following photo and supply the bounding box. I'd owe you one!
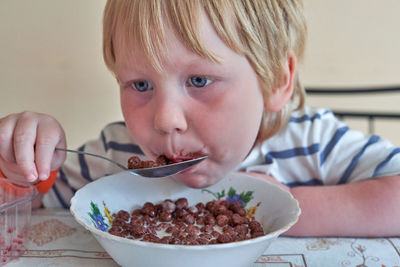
[43,107,400,208]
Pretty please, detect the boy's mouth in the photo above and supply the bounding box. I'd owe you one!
[164,151,205,163]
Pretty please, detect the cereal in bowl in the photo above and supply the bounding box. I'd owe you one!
[107,198,264,245]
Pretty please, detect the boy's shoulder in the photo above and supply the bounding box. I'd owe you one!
[288,106,336,124]
[96,121,144,156]
[103,121,128,130]
[284,105,343,135]
[101,121,137,147]
[262,106,346,148]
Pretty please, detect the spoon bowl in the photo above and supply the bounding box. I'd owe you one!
[55,148,207,178]
[127,156,208,177]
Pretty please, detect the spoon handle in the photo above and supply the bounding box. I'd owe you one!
[55,147,128,171]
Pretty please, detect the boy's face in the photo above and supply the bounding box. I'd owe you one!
[114,12,264,188]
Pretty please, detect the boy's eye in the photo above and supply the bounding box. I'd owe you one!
[188,76,212,88]
[131,80,153,92]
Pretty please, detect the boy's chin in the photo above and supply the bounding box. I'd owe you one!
[173,172,222,189]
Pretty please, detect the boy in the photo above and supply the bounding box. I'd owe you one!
[0,0,399,237]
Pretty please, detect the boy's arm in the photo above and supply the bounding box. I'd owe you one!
[262,174,400,237]
[288,175,400,237]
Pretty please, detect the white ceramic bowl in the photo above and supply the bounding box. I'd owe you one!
[70,172,300,267]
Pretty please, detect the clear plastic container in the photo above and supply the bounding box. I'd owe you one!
[0,178,38,265]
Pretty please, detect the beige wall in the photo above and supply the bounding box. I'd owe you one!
[301,0,400,145]
[0,0,119,149]
[1,0,400,148]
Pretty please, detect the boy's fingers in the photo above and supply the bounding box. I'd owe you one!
[51,137,67,172]
[0,114,17,163]
[35,120,66,180]
[13,113,39,182]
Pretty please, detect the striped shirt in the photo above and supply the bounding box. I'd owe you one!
[43,106,400,208]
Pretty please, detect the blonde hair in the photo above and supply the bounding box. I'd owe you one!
[103,0,307,141]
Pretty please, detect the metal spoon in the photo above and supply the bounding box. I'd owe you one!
[55,148,207,178]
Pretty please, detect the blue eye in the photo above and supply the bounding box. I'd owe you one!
[188,76,212,88]
[131,80,153,92]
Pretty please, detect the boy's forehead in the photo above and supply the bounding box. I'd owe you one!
[113,26,193,74]
[112,9,229,74]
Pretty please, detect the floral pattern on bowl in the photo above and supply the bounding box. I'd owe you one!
[88,201,111,232]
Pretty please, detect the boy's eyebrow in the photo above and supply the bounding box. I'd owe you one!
[114,62,149,82]
[115,54,223,81]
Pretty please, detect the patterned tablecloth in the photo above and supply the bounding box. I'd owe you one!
[4,209,400,267]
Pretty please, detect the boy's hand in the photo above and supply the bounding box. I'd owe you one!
[0,111,67,183]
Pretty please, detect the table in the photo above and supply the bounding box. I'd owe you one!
[5,209,400,267]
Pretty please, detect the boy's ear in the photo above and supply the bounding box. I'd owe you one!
[264,52,297,112]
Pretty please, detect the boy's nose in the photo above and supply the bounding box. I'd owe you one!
[153,95,188,134]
